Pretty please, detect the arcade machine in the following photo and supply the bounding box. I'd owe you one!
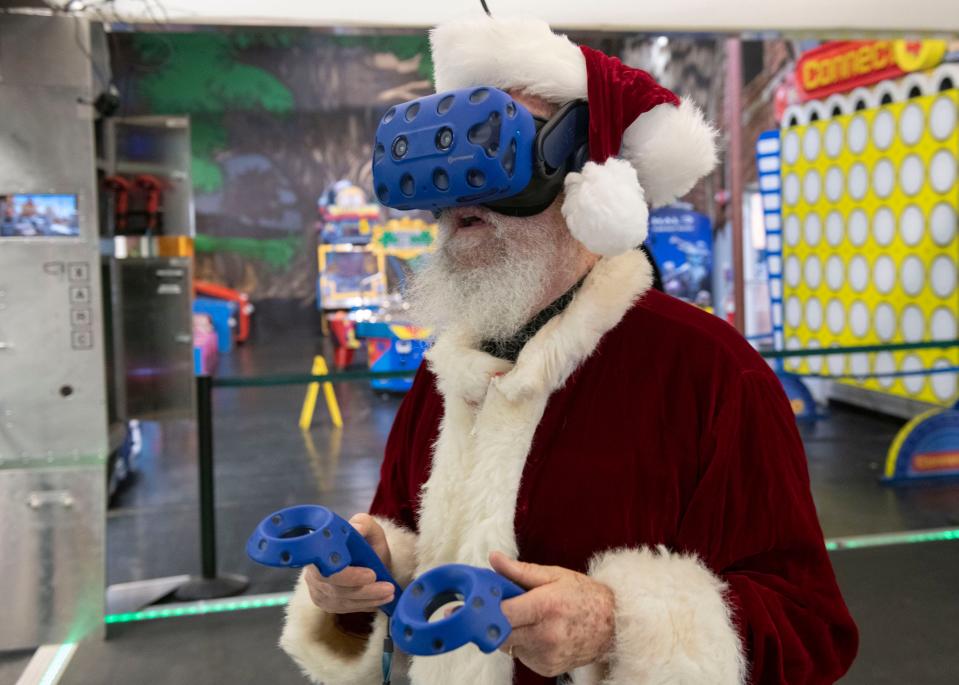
[354,218,436,392]
[318,180,380,245]
[318,244,388,367]
[0,14,109,650]
[194,280,254,345]
[98,115,196,422]
[647,205,715,313]
[316,182,388,369]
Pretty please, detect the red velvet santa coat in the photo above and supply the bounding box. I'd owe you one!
[281,249,858,685]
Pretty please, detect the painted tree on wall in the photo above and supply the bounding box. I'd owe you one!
[114,29,435,299]
[131,31,297,193]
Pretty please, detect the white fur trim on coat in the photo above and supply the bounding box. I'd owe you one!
[562,158,650,257]
[569,547,746,685]
[425,248,652,403]
[430,16,586,103]
[411,250,653,685]
[281,251,655,685]
[279,517,419,685]
[622,98,719,208]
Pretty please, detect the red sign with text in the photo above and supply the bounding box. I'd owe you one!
[796,40,946,102]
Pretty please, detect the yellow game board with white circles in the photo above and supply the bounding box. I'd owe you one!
[780,89,959,406]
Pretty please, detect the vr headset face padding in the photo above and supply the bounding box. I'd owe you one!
[372,87,589,217]
[484,99,590,217]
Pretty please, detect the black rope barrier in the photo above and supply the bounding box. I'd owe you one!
[786,365,959,381]
[759,338,959,360]
[206,340,959,388]
[212,369,416,388]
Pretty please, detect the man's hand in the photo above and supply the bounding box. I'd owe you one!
[303,514,395,613]
[491,551,616,677]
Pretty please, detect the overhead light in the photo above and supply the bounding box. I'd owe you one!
[655,36,669,48]
[65,0,87,12]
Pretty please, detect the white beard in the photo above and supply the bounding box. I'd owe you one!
[408,208,577,342]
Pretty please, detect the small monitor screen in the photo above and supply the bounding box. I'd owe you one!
[0,194,80,238]
[327,251,379,280]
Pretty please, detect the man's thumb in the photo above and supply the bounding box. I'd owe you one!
[350,513,389,560]
[489,551,556,589]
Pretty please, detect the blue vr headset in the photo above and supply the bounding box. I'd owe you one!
[373,87,589,217]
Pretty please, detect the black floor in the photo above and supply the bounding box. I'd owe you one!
[106,305,405,594]
[0,649,33,684]
[802,404,959,537]
[19,303,959,683]
[60,608,307,685]
[55,543,959,684]
[833,541,959,684]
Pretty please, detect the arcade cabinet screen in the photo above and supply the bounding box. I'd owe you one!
[0,194,80,238]
[327,251,379,281]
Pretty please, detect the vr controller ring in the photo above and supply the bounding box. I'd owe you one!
[390,564,523,656]
[246,505,403,616]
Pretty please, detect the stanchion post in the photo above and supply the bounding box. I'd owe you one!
[174,375,249,601]
[197,374,217,579]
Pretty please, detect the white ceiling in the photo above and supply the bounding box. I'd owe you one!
[89,0,959,34]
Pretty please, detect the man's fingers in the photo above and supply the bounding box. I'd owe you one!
[490,551,558,589]
[310,595,395,612]
[307,577,395,612]
[499,592,546,629]
[498,625,533,655]
[324,565,377,588]
[304,564,324,585]
[326,581,395,602]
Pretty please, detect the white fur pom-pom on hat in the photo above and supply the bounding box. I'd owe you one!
[430,15,718,257]
[562,158,649,257]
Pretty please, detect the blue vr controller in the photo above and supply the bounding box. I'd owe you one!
[247,505,524,655]
[246,504,403,615]
[391,564,523,655]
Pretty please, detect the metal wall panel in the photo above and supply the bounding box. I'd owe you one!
[0,242,108,463]
[0,14,93,90]
[0,468,105,648]
[0,15,106,650]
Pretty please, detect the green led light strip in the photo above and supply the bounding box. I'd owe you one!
[824,527,959,551]
[104,594,290,624]
[101,528,959,625]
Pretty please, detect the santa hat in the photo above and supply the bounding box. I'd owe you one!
[430,16,718,257]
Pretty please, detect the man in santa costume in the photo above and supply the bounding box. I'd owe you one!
[280,15,858,685]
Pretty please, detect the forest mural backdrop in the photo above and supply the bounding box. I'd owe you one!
[109,29,720,301]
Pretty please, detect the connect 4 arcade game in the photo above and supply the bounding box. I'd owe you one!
[771,40,959,481]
